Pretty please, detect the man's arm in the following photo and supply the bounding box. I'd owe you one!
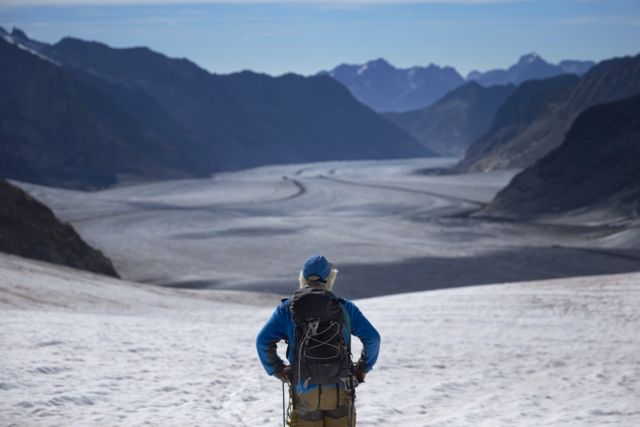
[345,301,381,372]
[256,302,288,376]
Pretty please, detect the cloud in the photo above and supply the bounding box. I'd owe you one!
[562,16,640,27]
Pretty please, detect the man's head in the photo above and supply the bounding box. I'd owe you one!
[299,255,338,290]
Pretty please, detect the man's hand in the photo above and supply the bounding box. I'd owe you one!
[274,365,291,383]
[353,361,366,384]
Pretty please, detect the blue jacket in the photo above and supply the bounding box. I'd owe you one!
[256,295,380,393]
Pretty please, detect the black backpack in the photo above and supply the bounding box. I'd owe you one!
[289,287,352,387]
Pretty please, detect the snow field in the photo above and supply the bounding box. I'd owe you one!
[1,254,639,426]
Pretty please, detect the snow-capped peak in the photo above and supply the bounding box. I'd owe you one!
[368,57,392,69]
[2,34,61,67]
[1,28,60,67]
[519,52,542,64]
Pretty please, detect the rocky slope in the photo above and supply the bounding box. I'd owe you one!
[0,179,118,276]
[458,74,580,171]
[482,94,640,219]
[0,36,203,188]
[459,53,640,172]
[384,82,515,156]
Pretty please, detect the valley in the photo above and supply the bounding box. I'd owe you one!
[17,158,640,299]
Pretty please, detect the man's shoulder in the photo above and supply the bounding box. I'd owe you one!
[275,298,292,313]
[338,297,356,309]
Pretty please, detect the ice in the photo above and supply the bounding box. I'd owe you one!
[14,158,640,299]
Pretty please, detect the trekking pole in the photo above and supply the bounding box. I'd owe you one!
[281,381,286,427]
[350,374,357,427]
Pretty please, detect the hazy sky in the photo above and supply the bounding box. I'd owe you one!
[1,0,638,77]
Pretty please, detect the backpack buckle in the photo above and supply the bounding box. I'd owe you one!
[308,320,320,335]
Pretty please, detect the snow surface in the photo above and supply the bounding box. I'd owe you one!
[5,158,640,425]
[15,158,640,299]
[1,253,639,426]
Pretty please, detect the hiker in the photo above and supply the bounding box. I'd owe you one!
[256,255,381,426]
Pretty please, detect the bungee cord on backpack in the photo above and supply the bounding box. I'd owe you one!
[304,321,341,360]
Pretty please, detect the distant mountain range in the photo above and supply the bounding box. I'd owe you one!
[383,82,516,156]
[2,25,637,226]
[483,93,640,219]
[459,53,640,172]
[323,54,594,112]
[0,28,430,189]
[467,53,594,87]
[0,179,118,276]
[320,58,465,113]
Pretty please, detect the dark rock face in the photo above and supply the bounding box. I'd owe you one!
[0,32,429,189]
[0,179,118,276]
[0,37,205,189]
[467,53,593,87]
[458,74,580,171]
[483,94,640,217]
[384,82,515,156]
[322,58,466,112]
[459,53,640,172]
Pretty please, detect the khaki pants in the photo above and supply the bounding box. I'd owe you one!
[290,385,355,427]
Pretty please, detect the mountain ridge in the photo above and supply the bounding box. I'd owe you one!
[0,37,203,189]
[384,81,516,156]
[467,52,594,86]
[320,58,466,112]
[482,93,640,219]
[459,53,640,172]
[323,53,594,113]
[0,29,430,189]
[457,74,581,171]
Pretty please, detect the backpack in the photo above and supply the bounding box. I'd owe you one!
[289,287,352,387]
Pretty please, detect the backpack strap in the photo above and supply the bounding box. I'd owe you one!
[339,303,351,344]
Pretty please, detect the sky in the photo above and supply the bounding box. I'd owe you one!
[0,0,639,77]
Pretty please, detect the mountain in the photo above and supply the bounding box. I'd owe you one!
[458,74,580,171]
[558,60,595,76]
[0,36,204,188]
[0,29,430,189]
[0,179,118,276]
[321,58,466,112]
[322,54,593,113]
[467,53,594,86]
[47,39,431,165]
[482,94,640,218]
[459,53,640,172]
[383,82,516,156]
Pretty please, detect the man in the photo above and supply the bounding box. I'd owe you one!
[256,255,381,426]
